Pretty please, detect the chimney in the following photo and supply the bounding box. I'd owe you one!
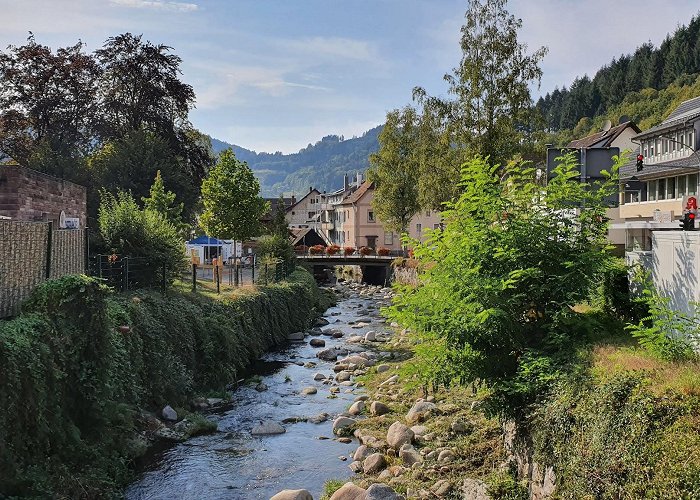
[309,186,313,193]
[356,172,362,186]
[344,174,349,191]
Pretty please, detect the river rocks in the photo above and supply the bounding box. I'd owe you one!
[330,482,367,500]
[251,421,285,435]
[301,387,317,395]
[438,449,455,462]
[353,444,373,461]
[154,426,186,442]
[363,453,387,474]
[336,371,352,382]
[270,489,313,500]
[313,373,326,381]
[340,355,375,367]
[317,347,347,361]
[324,328,342,337]
[332,330,344,338]
[338,437,353,444]
[347,335,363,343]
[309,338,326,348]
[386,421,414,449]
[308,327,323,336]
[304,362,317,368]
[364,331,376,342]
[380,375,399,386]
[406,401,437,424]
[348,401,364,415]
[462,478,491,499]
[333,416,357,435]
[308,413,329,424]
[315,317,330,326]
[288,332,305,341]
[366,483,400,500]
[255,382,268,392]
[410,425,428,438]
[370,401,391,416]
[399,444,422,466]
[161,405,177,421]
[376,364,390,373]
[432,480,452,497]
[349,460,363,473]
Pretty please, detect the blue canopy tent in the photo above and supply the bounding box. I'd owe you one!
[185,236,229,263]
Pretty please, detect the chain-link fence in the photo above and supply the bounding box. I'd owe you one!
[90,255,169,293]
[0,221,87,318]
[189,257,295,293]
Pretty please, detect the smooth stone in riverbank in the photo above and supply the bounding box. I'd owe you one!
[332,417,357,434]
[270,489,313,500]
[406,401,437,424]
[330,482,367,500]
[161,405,177,421]
[288,332,305,341]
[301,387,317,395]
[251,421,285,435]
[348,401,364,415]
[370,401,391,416]
[363,453,387,474]
[366,483,401,500]
[309,338,326,347]
[387,421,414,449]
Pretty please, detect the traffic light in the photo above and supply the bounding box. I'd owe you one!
[680,211,696,231]
[636,154,644,172]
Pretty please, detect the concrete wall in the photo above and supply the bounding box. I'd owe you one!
[651,231,700,316]
[0,165,87,227]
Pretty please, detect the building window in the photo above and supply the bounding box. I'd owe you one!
[648,180,657,201]
[663,139,669,154]
[679,175,687,196]
[291,211,295,215]
[433,223,441,230]
[308,212,315,219]
[384,231,393,245]
[667,177,676,199]
[649,141,655,157]
[689,174,698,196]
[657,178,666,200]
[625,191,640,204]
[368,211,375,222]
[416,223,422,235]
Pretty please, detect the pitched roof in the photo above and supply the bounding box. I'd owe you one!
[619,147,700,181]
[287,188,320,212]
[634,96,700,140]
[339,181,373,205]
[567,121,641,149]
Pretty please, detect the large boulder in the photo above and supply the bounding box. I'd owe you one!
[348,401,364,416]
[288,332,305,341]
[251,421,285,435]
[386,421,414,450]
[315,317,330,327]
[161,405,177,421]
[370,401,391,416]
[406,401,437,424]
[336,371,352,382]
[340,355,375,367]
[363,453,387,474]
[317,348,346,361]
[270,489,314,500]
[332,417,357,435]
[301,387,317,395]
[399,444,422,466]
[309,338,326,348]
[353,444,373,461]
[365,483,401,500]
[330,482,367,500]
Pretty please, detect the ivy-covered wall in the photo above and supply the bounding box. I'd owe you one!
[0,269,328,498]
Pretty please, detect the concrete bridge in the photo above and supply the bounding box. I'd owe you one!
[296,254,396,284]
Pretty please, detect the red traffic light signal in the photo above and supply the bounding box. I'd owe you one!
[636,154,644,172]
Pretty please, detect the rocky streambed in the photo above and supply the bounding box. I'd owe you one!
[125,282,400,500]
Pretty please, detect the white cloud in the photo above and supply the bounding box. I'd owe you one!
[282,36,381,64]
[109,0,198,12]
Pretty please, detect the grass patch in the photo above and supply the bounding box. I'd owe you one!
[320,478,345,500]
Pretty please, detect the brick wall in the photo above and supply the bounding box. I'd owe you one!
[0,165,87,228]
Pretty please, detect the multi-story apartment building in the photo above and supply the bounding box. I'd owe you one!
[287,187,323,234]
[618,96,700,251]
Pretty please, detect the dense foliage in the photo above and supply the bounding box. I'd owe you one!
[256,234,296,272]
[0,269,326,497]
[200,149,269,242]
[389,153,620,416]
[98,190,186,286]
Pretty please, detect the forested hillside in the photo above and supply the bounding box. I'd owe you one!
[539,13,700,144]
[211,126,381,196]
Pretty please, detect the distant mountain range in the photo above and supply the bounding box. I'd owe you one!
[210,126,382,197]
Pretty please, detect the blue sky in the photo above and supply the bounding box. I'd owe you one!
[1,0,699,153]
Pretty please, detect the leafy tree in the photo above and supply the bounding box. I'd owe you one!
[199,149,269,241]
[94,33,194,141]
[413,0,547,168]
[268,195,289,238]
[389,152,620,417]
[142,170,189,236]
[0,35,101,174]
[368,107,421,234]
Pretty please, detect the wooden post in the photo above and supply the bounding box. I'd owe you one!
[215,263,220,294]
[45,221,53,279]
[234,259,239,286]
[192,263,197,291]
[251,254,255,284]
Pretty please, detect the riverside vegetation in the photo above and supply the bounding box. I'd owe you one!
[0,269,332,498]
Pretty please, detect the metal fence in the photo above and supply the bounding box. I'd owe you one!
[0,220,87,318]
[189,257,295,293]
[90,255,168,293]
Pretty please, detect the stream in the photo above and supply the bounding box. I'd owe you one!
[125,282,394,500]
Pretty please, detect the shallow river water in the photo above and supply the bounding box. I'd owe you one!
[125,284,391,500]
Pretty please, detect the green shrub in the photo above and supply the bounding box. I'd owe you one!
[98,190,187,287]
[0,268,325,498]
